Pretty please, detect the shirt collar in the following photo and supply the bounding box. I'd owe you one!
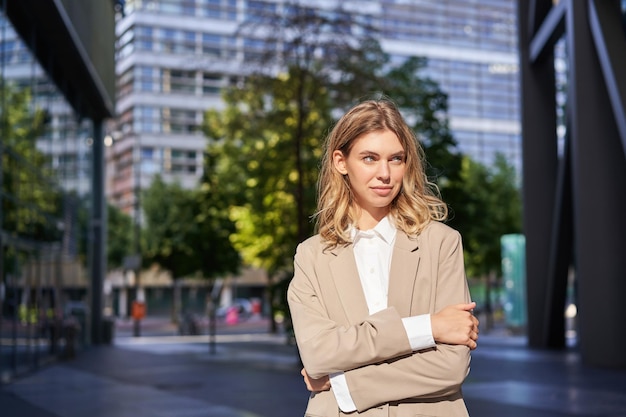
[350,216,397,245]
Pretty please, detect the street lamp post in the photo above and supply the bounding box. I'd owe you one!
[132,141,143,337]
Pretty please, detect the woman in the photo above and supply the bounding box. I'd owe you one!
[287,99,478,417]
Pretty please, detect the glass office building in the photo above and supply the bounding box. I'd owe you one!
[110,0,520,213]
[379,0,519,167]
[1,1,116,379]
[0,25,94,197]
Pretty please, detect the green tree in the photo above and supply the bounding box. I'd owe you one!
[141,175,240,279]
[195,152,241,279]
[141,176,197,277]
[1,83,63,278]
[236,1,386,249]
[203,1,471,334]
[203,65,336,332]
[206,2,460,271]
[107,203,133,269]
[453,154,522,329]
[74,197,132,270]
[203,69,330,278]
[141,177,199,275]
[141,175,240,321]
[1,84,59,242]
[203,41,465,337]
[458,154,521,278]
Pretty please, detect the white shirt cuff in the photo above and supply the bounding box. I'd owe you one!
[329,372,357,412]
[402,313,436,350]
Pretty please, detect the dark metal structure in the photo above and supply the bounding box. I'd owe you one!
[518,0,626,367]
[2,0,116,346]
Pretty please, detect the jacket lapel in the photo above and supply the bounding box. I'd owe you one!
[387,232,420,317]
[329,244,370,324]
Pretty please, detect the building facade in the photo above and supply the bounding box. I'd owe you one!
[1,0,520,327]
[1,0,116,380]
[110,0,520,214]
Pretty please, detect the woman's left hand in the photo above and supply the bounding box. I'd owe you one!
[301,368,331,392]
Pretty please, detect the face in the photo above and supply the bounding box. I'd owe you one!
[333,129,406,229]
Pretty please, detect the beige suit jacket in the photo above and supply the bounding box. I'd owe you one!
[287,221,472,417]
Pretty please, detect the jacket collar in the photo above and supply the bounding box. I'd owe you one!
[388,233,420,317]
[328,232,420,323]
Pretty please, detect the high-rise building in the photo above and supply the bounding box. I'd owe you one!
[0,21,95,197]
[1,0,116,376]
[110,0,520,213]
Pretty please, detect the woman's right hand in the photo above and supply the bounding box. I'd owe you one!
[430,302,479,350]
[301,368,331,392]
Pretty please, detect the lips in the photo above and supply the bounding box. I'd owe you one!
[371,186,394,197]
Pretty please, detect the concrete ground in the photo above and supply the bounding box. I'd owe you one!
[1,316,626,417]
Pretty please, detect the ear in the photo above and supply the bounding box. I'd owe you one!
[332,150,348,175]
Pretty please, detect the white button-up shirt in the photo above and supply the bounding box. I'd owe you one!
[330,216,435,412]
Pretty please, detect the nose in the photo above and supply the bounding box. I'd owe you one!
[377,161,391,183]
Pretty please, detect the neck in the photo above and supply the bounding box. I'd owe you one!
[356,208,389,230]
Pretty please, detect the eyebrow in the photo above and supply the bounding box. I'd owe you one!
[357,150,406,157]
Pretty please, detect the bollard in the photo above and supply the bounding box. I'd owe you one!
[62,317,80,360]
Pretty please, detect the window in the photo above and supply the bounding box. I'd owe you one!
[246,0,276,23]
[136,26,153,51]
[164,148,198,174]
[243,37,270,61]
[161,108,197,133]
[182,0,196,15]
[118,68,134,98]
[200,0,221,18]
[134,106,159,133]
[203,73,222,94]
[202,33,221,56]
[169,109,197,133]
[198,0,237,20]
[141,147,154,160]
[170,70,196,94]
[181,31,197,54]
[160,28,176,53]
[136,66,154,92]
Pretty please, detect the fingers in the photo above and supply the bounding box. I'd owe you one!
[455,301,476,312]
[462,303,480,344]
[469,336,478,350]
[301,368,331,392]
[462,329,478,350]
[301,369,315,391]
[472,315,480,332]
[432,302,481,349]
[470,329,478,341]
[469,321,479,350]
[464,311,480,349]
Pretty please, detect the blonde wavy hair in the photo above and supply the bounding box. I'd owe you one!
[315,99,448,248]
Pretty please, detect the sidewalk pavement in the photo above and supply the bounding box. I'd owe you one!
[2,317,626,417]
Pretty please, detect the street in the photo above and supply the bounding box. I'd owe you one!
[2,316,626,417]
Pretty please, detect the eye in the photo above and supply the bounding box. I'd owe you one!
[390,155,405,164]
[363,155,376,163]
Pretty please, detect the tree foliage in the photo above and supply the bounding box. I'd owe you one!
[203,69,330,277]
[203,6,458,280]
[141,175,239,279]
[452,154,522,278]
[203,1,523,329]
[1,84,60,243]
[204,38,460,288]
[107,203,133,269]
[73,196,132,270]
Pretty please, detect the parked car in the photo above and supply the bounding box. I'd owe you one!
[216,298,253,319]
